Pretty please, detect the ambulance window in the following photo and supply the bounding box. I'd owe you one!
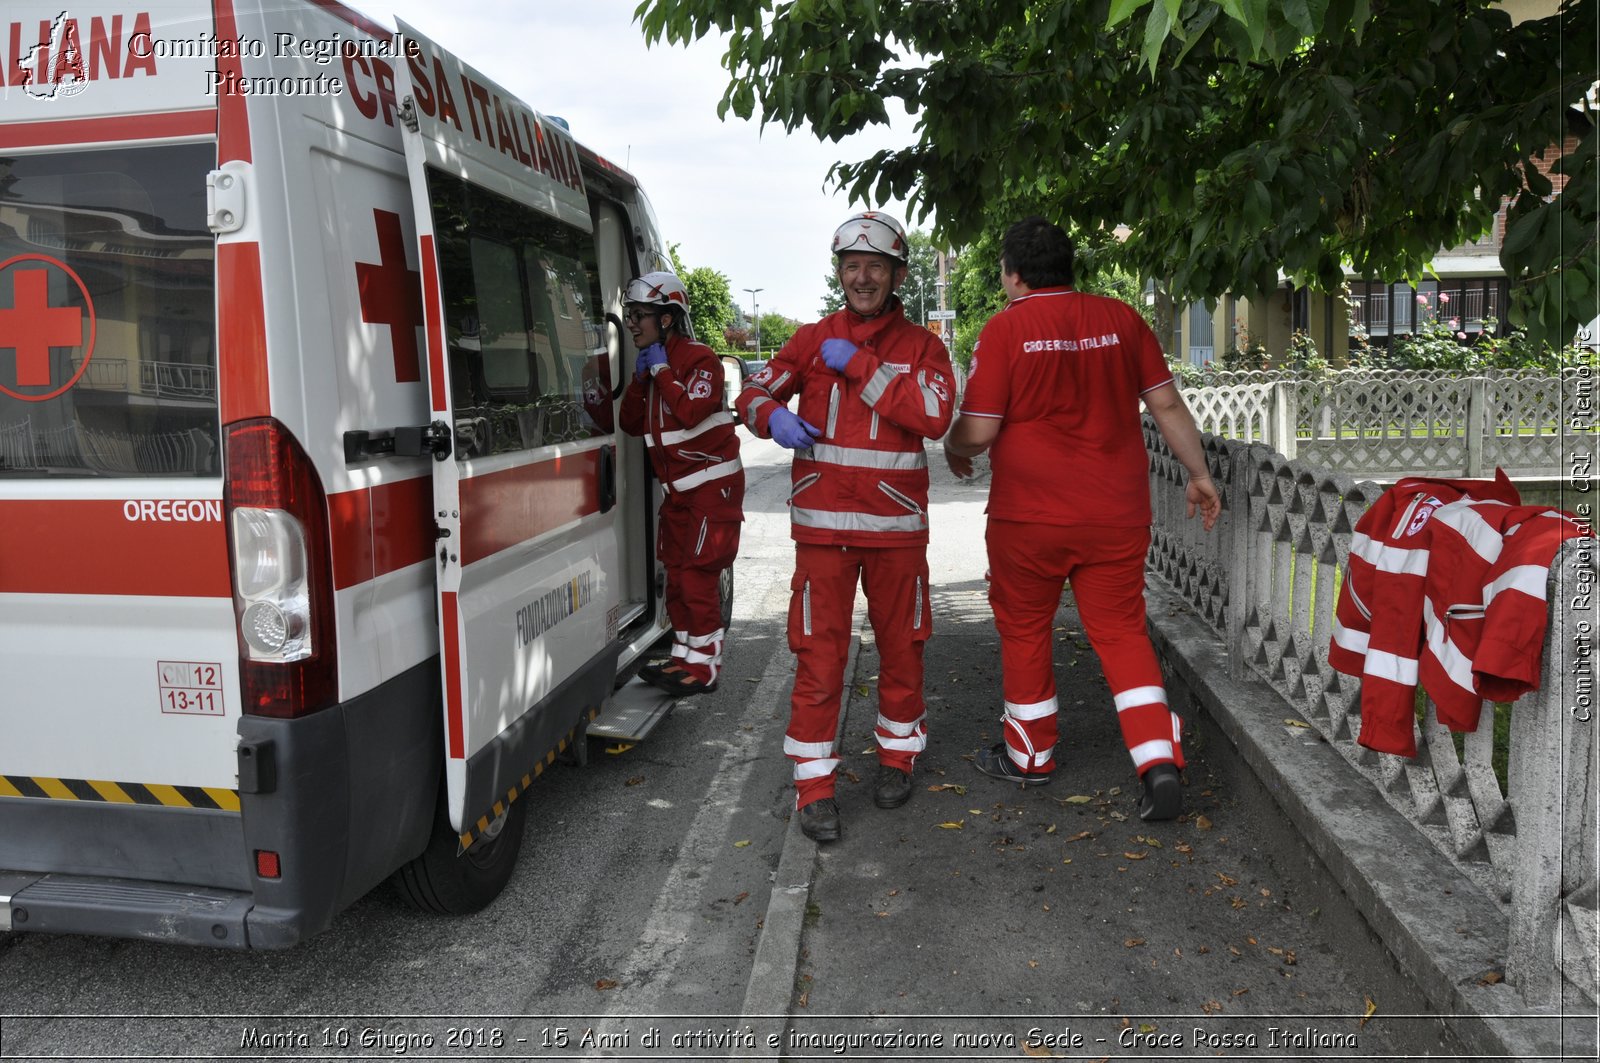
[426,169,610,458]
[0,144,218,478]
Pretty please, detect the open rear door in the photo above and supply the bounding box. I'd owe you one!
[394,23,623,834]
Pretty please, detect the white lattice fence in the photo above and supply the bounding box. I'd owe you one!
[1144,421,1598,1006]
[1178,369,1589,479]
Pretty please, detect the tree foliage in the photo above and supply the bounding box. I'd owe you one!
[638,0,1598,350]
[670,244,736,350]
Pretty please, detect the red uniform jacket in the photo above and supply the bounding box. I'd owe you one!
[1327,471,1587,756]
[736,300,954,546]
[620,334,743,520]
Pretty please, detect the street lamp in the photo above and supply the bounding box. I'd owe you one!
[742,287,764,356]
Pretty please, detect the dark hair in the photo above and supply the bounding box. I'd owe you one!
[1000,215,1075,289]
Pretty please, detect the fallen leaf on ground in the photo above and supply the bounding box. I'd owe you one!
[1476,969,1504,985]
[1124,938,1146,948]
[1047,824,1058,834]
[937,820,965,830]
[856,685,870,697]
[842,769,861,784]
[733,891,749,905]
[1360,995,1377,1027]
[1216,872,1239,887]
[1284,718,1312,728]
[1123,851,1148,860]
[1231,897,1247,909]
[1231,987,1249,996]
[604,743,634,755]
[1201,999,1222,1014]
[927,783,968,795]
[1175,842,1193,854]
[733,839,751,848]
[1028,959,1040,968]
[594,979,618,991]
[1195,814,1214,830]
[1062,794,1093,804]
[1065,830,1094,842]
[625,776,645,786]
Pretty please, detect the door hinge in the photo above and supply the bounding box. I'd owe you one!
[206,162,249,234]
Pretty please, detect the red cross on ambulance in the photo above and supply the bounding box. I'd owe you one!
[0,254,96,402]
[355,209,425,383]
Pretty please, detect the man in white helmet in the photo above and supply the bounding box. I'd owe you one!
[736,212,955,842]
[619,271,744,695]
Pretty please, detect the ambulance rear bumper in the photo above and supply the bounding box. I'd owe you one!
[0,870,257,947]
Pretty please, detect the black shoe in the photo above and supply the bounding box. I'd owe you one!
[972,743,1052,787]
[638,659,669,682]
[641,664,718,696]
[798,798,841,842]
[1138,763,1182,821]
[873,765,913,809]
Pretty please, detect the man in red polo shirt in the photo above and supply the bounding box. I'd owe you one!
[943,216,1220,820]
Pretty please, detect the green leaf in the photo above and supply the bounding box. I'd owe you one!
[1142,2,1173,73]
[1107,0,1149,29]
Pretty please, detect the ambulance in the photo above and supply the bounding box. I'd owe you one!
[0,1,698,947]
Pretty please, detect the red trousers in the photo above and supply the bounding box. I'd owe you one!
[658,498,740,683]
[784,542,931,808]
[986,519,1183,777]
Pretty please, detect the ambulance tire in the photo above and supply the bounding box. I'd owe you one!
[393,789,528,915]
[719,564,734,631]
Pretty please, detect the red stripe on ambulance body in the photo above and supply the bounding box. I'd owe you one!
[217,242,270,423]
[420,235,448,413]
[213,0,251,164]
[0,500,229,597]
[458,450,603,567]
[326,477,434,590]
[442,590,465,758]
[0,109,215,149]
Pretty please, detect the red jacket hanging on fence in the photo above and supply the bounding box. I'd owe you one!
[1326,470,1587,756]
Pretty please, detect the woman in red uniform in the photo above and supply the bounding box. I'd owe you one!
[619,272,744,695]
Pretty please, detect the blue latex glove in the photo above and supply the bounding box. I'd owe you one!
[636,342,668,378]
[768,406,821,450]
[820,337,858,372]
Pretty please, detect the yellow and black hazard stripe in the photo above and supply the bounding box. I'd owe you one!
[0,775,240,812]
[456,707,598,851]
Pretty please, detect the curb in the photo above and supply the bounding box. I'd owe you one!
[735,635,861,1059]
[1146,581,1595,1060]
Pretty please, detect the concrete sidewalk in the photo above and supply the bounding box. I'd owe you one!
[732,450,1595,1061]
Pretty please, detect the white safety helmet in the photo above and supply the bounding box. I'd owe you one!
[830,211,909,263]
[624,271,691,322]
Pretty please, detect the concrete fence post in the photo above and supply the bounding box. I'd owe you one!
[1465,378,1487,477]
[1269,382,1298,461]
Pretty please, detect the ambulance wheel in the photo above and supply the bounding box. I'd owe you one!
[719,565,734,630]
[393,789,528,915]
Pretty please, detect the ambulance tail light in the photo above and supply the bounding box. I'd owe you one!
[224,418,338,718]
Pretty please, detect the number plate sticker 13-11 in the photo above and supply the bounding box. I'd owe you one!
[157,660,226,716]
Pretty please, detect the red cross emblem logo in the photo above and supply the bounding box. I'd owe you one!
[0,254,96,402]
[355,209,424,383]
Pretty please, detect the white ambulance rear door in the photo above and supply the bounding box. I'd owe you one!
[392,23,624,833]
